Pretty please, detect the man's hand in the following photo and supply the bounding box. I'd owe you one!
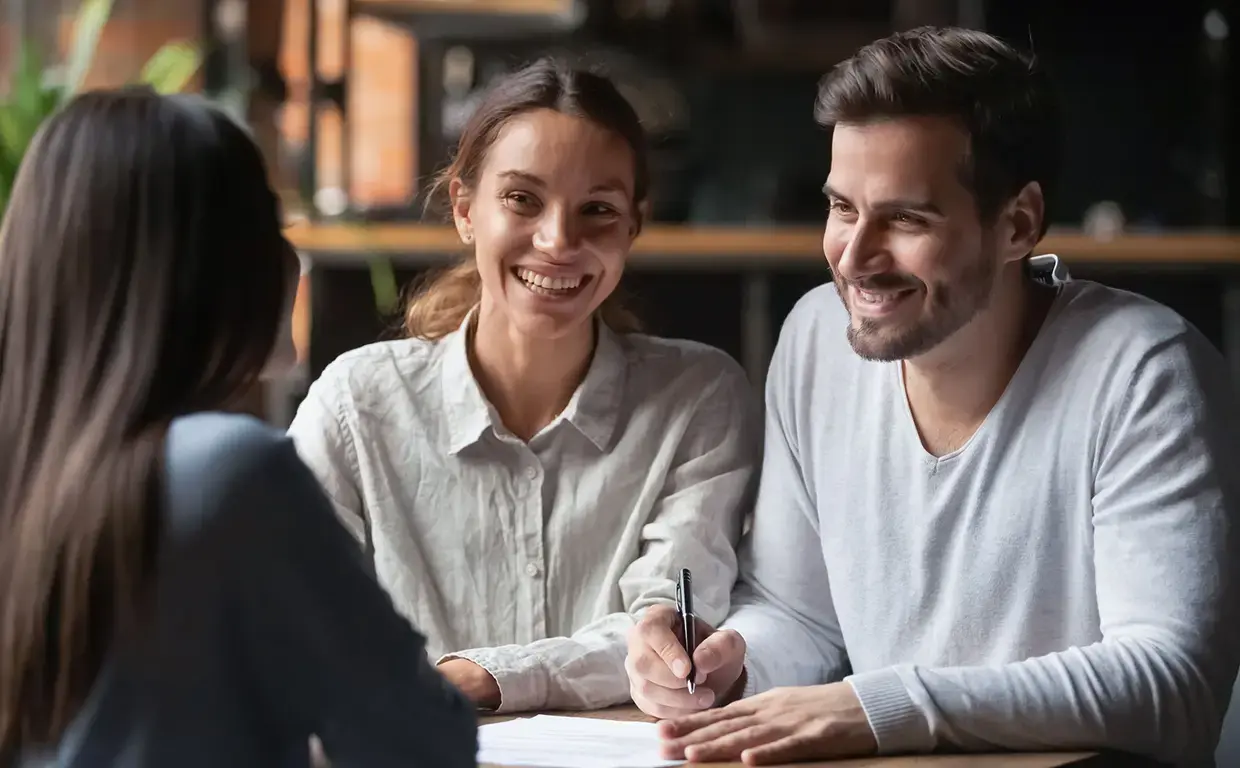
[657,681,877,765]
[625,605,748,719]
[437,658,501,710]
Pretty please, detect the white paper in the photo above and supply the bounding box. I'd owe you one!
[478,715,684,768]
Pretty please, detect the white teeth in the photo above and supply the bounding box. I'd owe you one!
[856,288,906,305]
[515,267,583,292]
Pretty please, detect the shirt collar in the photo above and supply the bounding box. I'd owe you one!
[438,308,628,455]
[440,308,496,454]
[560,319,626,451]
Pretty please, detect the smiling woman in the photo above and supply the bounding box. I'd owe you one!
[404,59,645,343]
[287,59,762,717]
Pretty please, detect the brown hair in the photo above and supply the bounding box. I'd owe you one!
[0,89,289,756]
[816,26,1061,239]
[404,58,648,340]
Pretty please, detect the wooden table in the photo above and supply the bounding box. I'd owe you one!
[479,707,1106,767]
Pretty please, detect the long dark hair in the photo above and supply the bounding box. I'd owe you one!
[0,88,290,756]
[404,58,648,340]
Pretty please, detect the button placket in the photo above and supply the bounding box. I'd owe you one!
[522,455,547,639]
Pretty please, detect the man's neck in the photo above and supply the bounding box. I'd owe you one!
[903,274,1055,456]
[468,306,596,442]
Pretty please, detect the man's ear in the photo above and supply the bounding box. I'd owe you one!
[449,178,473,244]
[999,181,1045,265]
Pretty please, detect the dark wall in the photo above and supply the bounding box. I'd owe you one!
[652,1,1236,229]
[986,0,1232,228]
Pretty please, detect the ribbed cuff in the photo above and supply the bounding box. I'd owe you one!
[845,668,933,754]
[439,646,548,714]
[740,663,757,699]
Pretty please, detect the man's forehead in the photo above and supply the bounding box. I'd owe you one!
[832,115,970,147]
[828,118,972,198]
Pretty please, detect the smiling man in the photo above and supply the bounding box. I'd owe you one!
[624,26,1240,766]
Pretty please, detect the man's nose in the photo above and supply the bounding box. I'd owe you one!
[835,221,891,280]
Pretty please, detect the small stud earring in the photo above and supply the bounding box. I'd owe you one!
[462,232,473,243]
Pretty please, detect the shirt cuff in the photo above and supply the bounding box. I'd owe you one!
[439,646,548,714]
[845,667,934,754]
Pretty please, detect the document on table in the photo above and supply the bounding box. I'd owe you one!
[478,715,684,768]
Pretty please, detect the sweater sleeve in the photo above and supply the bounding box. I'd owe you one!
[722,311,852,695]
[846,330,1240,765]
[227,434,478,768]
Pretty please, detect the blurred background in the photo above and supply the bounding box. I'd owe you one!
[2,0,1239,425]
[3,2,1240,761]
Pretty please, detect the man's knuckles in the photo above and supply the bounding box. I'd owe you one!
[630,649,669,679]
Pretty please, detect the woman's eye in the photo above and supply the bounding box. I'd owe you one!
[504,192,539,212]
[583,202,619,216]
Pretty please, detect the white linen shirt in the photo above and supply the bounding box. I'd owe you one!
[287,313,760,713]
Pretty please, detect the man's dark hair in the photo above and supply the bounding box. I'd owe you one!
[816,26,1061,238]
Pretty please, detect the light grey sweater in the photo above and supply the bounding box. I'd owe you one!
[19,413,478,768]
[724,279,1240,765]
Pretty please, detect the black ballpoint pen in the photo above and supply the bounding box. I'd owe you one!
[676,568,698,694]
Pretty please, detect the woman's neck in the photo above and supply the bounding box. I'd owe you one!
[468,306,597,441]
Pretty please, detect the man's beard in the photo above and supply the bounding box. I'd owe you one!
[832,254,997,362]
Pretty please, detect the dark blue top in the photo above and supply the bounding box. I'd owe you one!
[19,412,477,768]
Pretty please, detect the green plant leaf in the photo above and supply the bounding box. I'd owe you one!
[64,0,115,95]
[41,83,65,114]
[12,44,48,122]
[0,45,64,217]
[0,129,17,216]
[138,42,201,94]
[0,105,25,158]
[368,257,400,316]
[0,156,15,214]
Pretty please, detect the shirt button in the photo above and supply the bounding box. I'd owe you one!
[525,562,541,578]
[525,466,538,479]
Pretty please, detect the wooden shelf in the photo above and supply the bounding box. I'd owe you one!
[287,223,1240,268]
[354,0,582,36]
[358,0,573,14]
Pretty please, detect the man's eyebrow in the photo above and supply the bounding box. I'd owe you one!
[822,182,846,200]
[822,183,944,216]
[879,198,944,216]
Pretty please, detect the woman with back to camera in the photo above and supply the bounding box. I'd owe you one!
[287,59,760,713]
[0,89,477,767]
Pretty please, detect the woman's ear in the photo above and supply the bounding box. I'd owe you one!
[630,200,649,240]
[449,178,473,244]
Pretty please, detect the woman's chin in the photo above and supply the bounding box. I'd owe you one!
[494,303,596,343]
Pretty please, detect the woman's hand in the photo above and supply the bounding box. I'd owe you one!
[437,658,502,710]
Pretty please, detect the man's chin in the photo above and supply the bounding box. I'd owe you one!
[846,323,927,362]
